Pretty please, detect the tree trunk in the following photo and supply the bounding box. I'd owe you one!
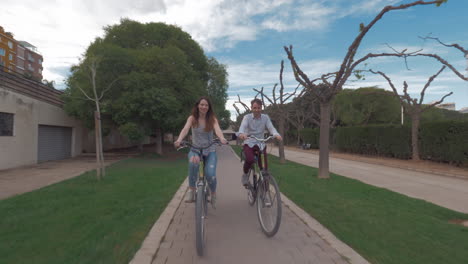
[411,113,421,161]
[95,110,105,177]
[94,111,101,178]
[318,102,331,179]
[98,114,105,177]
[278,115,286,163]
[155,128,163,155]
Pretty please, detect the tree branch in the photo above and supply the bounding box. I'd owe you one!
[75,83,95,101]
[419,65,446,104]
[422,91,453,112]
[334,0,445,90]
[420,35,468,55]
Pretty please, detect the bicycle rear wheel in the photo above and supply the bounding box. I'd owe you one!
[256,173,282,237]
[195,185,207,256]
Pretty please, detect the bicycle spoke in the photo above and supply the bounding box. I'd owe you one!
[256,175,282,237]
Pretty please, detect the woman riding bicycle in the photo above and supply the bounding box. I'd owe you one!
[174,96,228,206]
[237,98,282,186]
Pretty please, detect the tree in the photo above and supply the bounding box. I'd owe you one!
[370,66,453,161]
[64,56,119,178]
[206,57,230,129]
[253,60,301,163]
[332,87,401,126]
[286,88,320,144]
[63,19,229,155]
[283,0,458,179]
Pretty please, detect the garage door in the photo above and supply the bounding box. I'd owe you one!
[37,125,72,162]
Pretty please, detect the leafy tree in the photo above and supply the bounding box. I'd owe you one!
[63,19,229,154]
[421,107,468,122]
[206,57,230,129]
[333,87,401,126]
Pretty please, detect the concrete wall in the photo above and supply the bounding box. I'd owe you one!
[0,87,83,170]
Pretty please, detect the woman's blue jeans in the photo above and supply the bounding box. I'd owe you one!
[188,151,217,193]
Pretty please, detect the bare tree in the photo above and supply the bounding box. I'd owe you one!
[370,66,452,161]
[74,57,118,178]
[253,60,302,163]
[286,87,322,144]
[283,0,460,179]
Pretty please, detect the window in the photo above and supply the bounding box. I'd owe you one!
[0,48,5,56]
[0,112,14,136]
[9,54,13,60]
[8,41,13,49]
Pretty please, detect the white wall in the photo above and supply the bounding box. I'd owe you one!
[0,88,83,170]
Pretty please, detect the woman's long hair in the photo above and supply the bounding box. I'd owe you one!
[191,96,216,132]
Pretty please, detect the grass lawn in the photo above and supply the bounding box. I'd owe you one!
[0,152,187,264]
[232,145,468,264]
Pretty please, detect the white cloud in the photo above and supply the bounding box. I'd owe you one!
[2,0,465,100]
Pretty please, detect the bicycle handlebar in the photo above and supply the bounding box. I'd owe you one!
[176,138,224,151]
[245,135,275,142]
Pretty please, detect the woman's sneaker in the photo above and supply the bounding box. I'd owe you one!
[211,193,216,209]
[185,189,195,203]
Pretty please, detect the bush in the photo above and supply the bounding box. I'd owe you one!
[334,125,411,159]
[299,128,319,149]
[420,121,468,166]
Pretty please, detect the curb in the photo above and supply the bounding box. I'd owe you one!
[129,178,188,264]
[230,144,368,264]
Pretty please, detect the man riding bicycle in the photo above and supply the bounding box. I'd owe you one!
[237,98,282,186]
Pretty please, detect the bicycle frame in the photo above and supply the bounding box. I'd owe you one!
[242,135,282,237]
[177,139,220,256]
[246,135,273,179]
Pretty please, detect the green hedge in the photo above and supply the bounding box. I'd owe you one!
[298,122,468,165]
[419,121,468,166]
[299,128,320,149]
[334,125,411,159]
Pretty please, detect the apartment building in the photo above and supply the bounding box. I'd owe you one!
[17,40,43,80]
[0,25,43,81]
[459,107,468,114]
[0,26,17,73]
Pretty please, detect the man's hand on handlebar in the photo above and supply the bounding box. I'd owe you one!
[238,133,247,140]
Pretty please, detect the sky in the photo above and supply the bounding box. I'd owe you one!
[2,0,468,119]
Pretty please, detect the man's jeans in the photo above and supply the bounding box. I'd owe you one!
[188,151,218,192]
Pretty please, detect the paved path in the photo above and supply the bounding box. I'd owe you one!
[0,154,128,200]
[151,146,355,264]
[269,146,468,214]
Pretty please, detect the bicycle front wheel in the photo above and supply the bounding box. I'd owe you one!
[256,173,282,237]
[247,170,256,206]
[195,185,207,256]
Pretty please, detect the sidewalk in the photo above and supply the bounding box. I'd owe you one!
[0,153,131,200]
[282,146,468,180]
[132,145,368,264]
[269,145,468,214]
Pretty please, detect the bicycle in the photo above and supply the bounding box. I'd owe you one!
[240,135,282,237]
[177,138,221,256]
